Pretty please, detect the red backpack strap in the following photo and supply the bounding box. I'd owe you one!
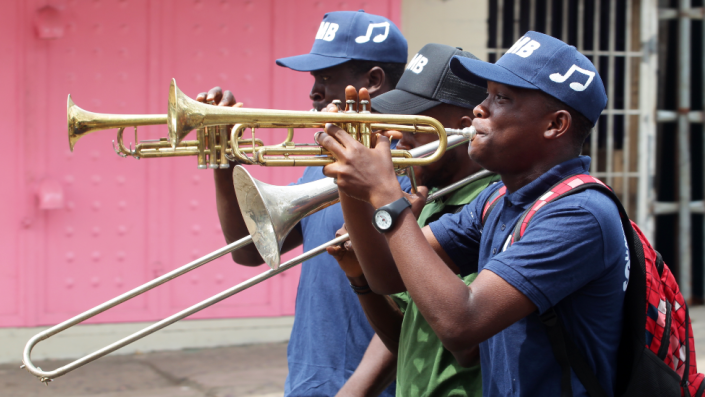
[510,175,609,244]
[482,186,507,226]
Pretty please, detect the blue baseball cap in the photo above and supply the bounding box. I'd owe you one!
[449,31,607,125]
[275,10,407,72]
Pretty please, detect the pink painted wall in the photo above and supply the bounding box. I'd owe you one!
[0,0,401,328]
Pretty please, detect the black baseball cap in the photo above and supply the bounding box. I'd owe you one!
[371,43,487,115]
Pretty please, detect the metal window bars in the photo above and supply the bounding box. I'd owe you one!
[653,0,704,302]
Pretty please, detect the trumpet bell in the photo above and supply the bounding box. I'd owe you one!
[232,166,340,269]
[67,94,166,151]
[67,95,81,151]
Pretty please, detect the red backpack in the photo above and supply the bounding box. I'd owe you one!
[481,174,704,397]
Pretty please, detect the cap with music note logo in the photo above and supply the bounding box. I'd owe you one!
[449,31,607,126]
[275,10,407,72]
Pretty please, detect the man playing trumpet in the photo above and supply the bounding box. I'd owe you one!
[319,32,621,397]
[198,10,408,397]
[327,44,494,397]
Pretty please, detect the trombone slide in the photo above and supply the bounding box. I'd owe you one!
[22,169,493,384]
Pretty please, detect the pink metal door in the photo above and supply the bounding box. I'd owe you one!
[0,0,24,327]
[0,0,400,328]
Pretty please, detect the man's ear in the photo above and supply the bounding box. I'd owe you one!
[544,110,571,140]
[459,115,473,129]
[365,66,386,97]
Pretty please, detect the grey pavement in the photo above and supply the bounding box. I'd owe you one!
[3,343,287,397]
[6,306,705,396]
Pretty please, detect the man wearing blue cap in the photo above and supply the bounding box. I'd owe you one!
[199,10,407,397]
[318,32,626,396]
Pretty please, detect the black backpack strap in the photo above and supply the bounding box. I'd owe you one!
[541,308,609,397]
[655,251,665,277]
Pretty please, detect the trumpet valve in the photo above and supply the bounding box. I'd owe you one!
[359,100,370,114]
[345,99,356,113]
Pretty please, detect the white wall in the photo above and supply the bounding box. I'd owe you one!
[401,0,488,61]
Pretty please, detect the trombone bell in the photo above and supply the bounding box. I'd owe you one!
[233,166,340,269]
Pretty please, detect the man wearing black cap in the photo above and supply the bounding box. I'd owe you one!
[318,32,625,397]
[198,10,408,397]
[328,44,494,397]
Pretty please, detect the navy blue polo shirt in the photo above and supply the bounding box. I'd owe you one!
[429,156,628,397]
[285,161,410,397]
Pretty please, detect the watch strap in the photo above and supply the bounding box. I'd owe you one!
[383,196,411,214]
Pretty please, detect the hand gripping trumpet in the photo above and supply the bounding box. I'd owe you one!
[22,133,480,384]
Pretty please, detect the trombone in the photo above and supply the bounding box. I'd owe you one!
[22,134,481,384]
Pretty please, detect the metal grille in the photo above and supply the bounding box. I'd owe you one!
[654,0,705,302]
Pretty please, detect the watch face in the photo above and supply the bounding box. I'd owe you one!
[375,210,393,230]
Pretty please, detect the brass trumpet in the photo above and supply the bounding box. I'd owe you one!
[168,79,475,167]
[67,95,268,169]
[68,79,474,169]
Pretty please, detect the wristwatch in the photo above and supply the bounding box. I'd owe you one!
[372,197,411,233]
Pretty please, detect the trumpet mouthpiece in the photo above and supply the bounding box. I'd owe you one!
[446,126,476,140]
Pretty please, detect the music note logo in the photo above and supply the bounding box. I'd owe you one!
[355,22,390,44]
[549,64,595,92]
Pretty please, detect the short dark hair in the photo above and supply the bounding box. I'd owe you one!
[346,60,406,88]
[542,92,594,154]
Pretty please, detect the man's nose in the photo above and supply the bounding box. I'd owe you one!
[310,84,324,102]
[473,104,488,119]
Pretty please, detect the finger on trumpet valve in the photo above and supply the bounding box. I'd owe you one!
[331,100,343,112]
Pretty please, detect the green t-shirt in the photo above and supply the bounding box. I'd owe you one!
[392,173,499,397]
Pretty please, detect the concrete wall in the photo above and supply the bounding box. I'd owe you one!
[401,0,488,61]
